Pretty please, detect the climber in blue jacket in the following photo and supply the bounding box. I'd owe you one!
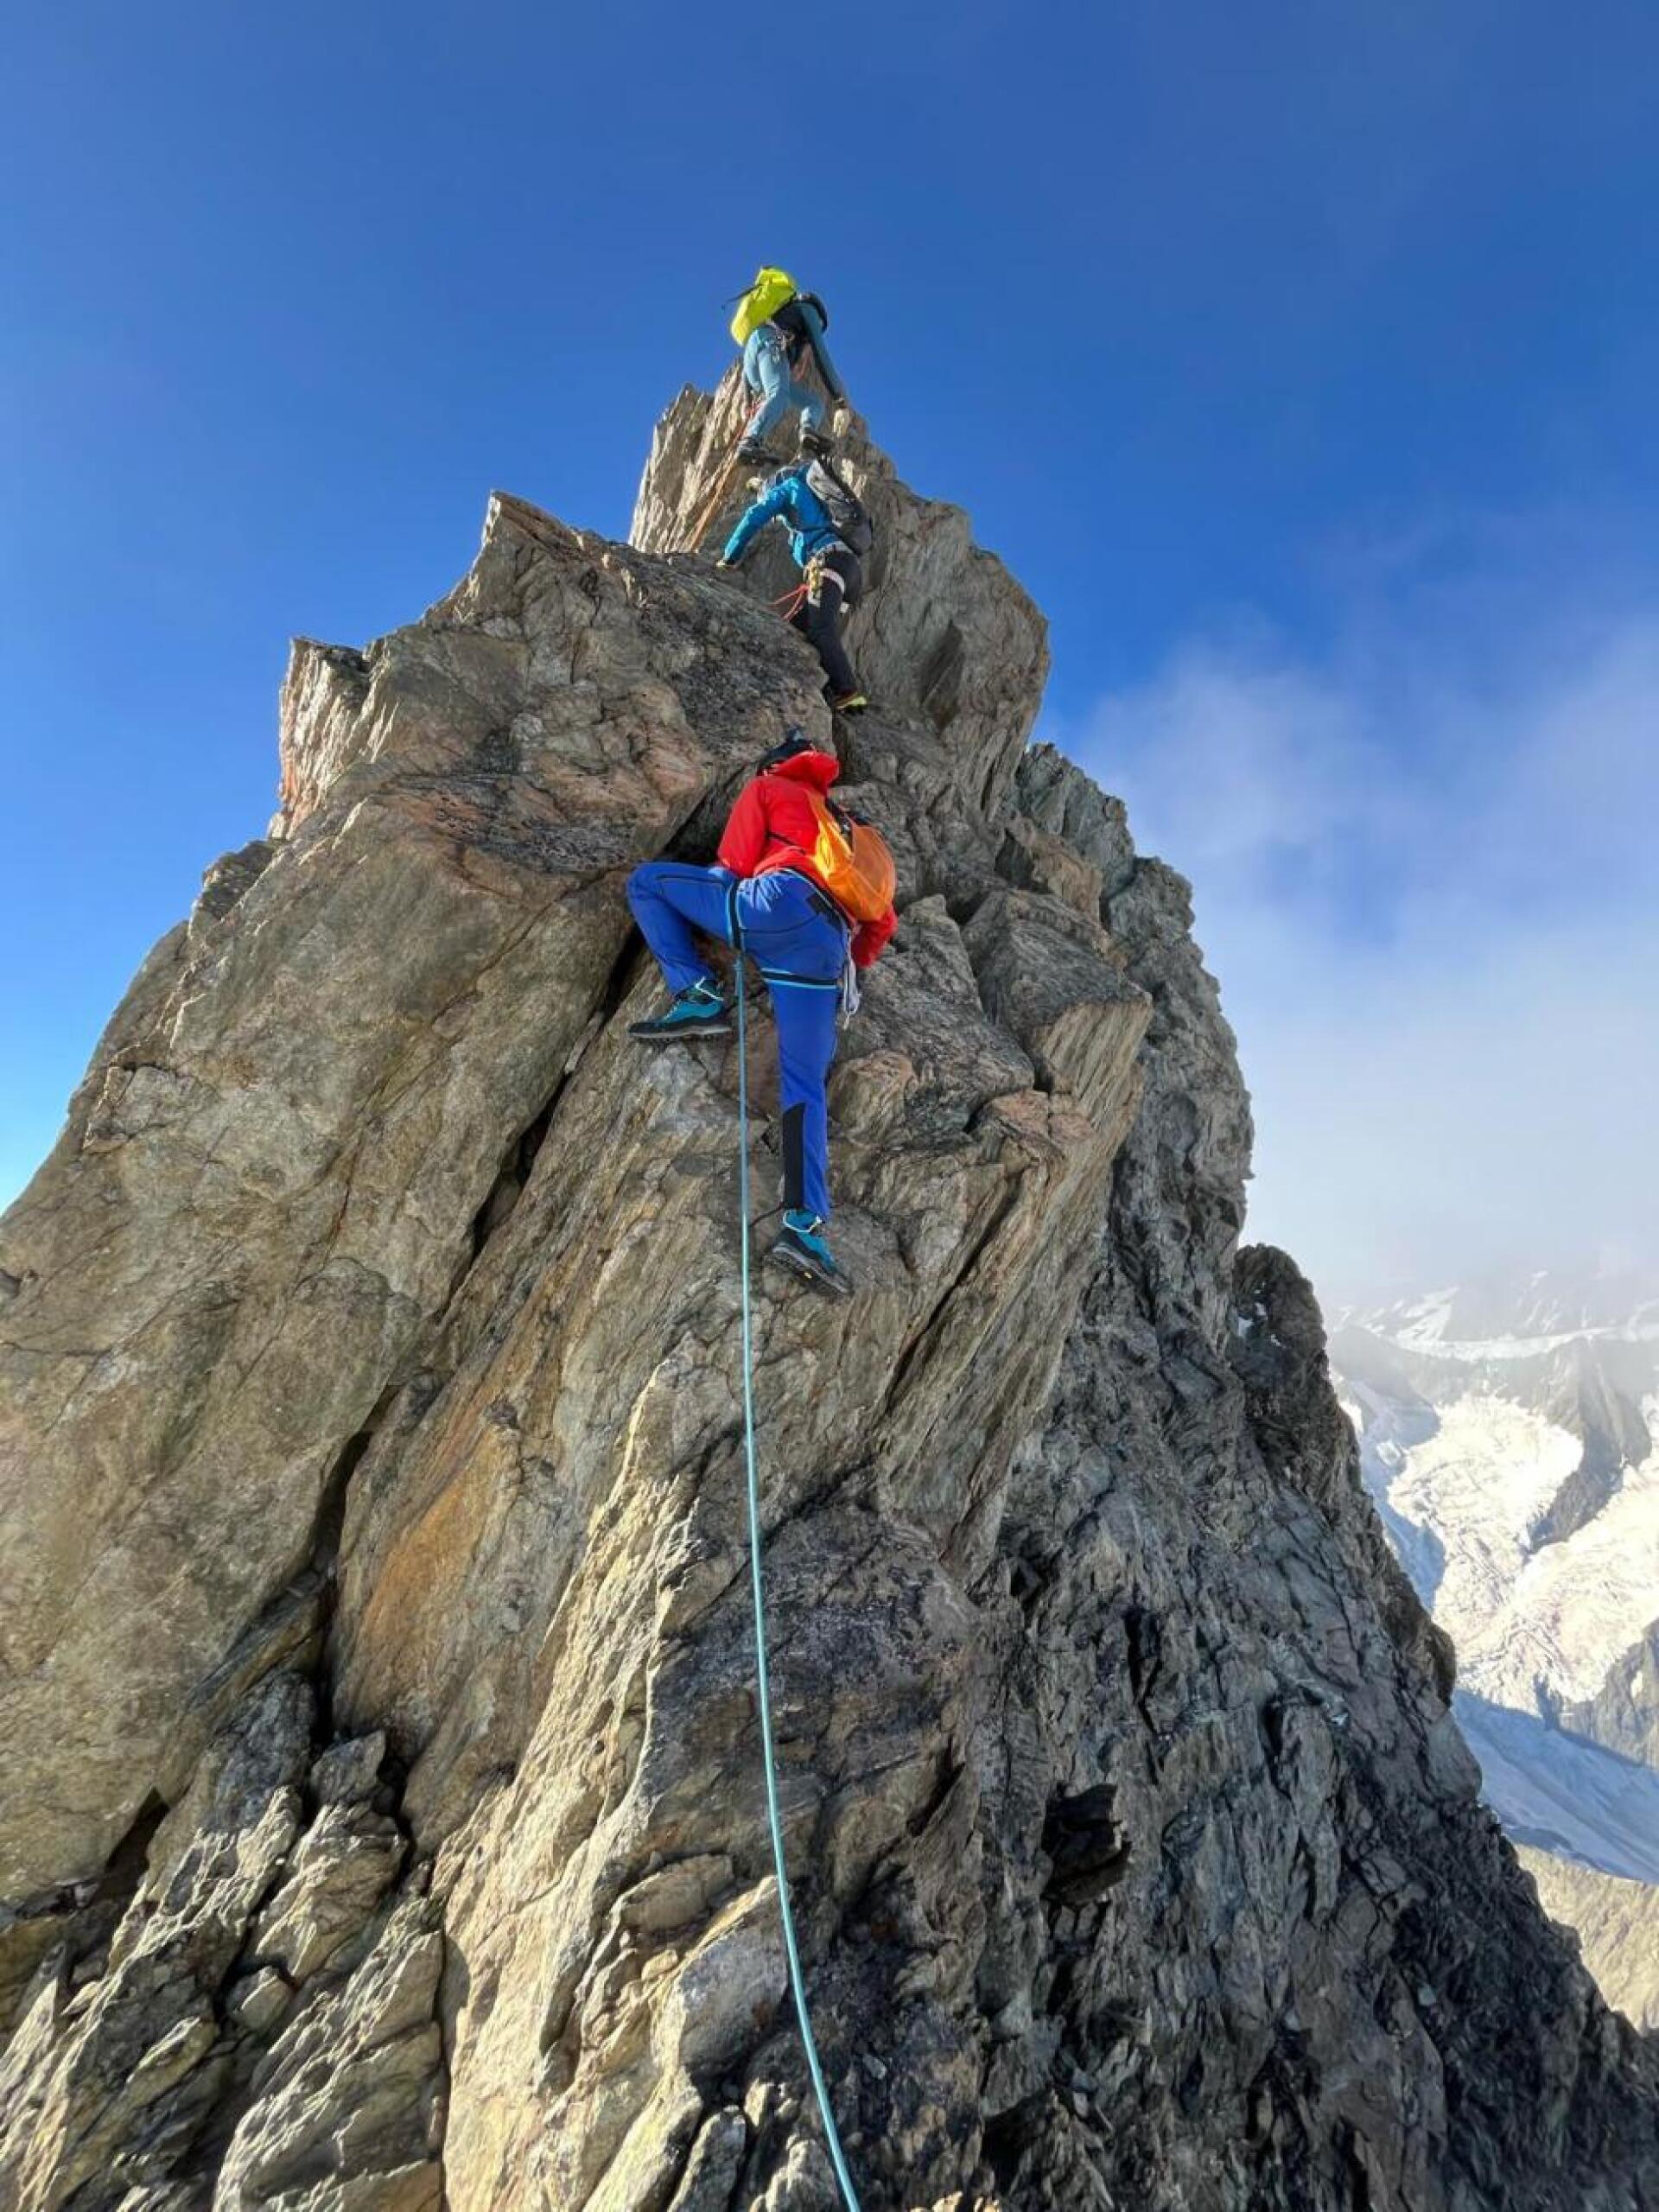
[718,463,869,714]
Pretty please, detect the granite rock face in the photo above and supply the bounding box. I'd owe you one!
[2,394,1656,2210]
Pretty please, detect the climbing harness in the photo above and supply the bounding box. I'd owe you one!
[804,550,840,606]
[773,550,843,626]
[732,925,865,2212]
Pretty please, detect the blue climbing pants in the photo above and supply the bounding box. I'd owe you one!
[626,861,846,1222]
[743,326,825,445]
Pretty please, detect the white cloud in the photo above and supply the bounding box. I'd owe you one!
[1048,575,1659,1305]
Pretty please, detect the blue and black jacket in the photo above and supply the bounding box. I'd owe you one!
[722,470,845,570]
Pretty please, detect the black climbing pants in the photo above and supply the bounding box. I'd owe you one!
[791,547,863,699]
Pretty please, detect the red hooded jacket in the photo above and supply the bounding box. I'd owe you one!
[716,749,899,969]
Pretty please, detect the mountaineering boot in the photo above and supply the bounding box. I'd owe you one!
[627,980,733,1041]
[737,439,784,467]
[830,690,869,715]
[768,1210,852,1297]
[798,425,835,460]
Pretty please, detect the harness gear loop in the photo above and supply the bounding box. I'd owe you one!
[732,913,865,2212]
[805,550,850,607]
[777,548,849,625]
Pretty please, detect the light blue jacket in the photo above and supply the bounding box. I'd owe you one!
[722,470,843,570]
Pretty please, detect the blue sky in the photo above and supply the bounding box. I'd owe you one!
[4,1,1656,1294]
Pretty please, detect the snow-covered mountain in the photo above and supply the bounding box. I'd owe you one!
[1361,1270,1659,1352]
[1331,1268,1659,2022]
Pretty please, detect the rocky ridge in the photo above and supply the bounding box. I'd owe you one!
[1520,1850,1659,2034]
[1,370,1656,2209]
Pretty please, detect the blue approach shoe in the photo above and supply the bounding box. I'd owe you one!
[767,1210,852,1298]
[628,981,733,1041]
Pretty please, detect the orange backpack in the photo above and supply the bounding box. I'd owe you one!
[801,791,896,924]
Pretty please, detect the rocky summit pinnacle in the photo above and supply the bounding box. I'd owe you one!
[1,372,1656,2209]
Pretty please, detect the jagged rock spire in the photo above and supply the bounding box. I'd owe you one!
[1,398,1655,2209]
[631,367,1050,823]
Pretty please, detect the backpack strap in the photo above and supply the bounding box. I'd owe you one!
[810,459,874,551]
[813,455,857,503]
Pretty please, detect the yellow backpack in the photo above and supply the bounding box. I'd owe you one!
[730,266,798,346]
[801,792,896,924]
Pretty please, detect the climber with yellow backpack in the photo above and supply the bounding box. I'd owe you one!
[626,729,897,1294]
[729,266,848,466]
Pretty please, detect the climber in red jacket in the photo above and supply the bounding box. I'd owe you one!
[626,730,897,1295]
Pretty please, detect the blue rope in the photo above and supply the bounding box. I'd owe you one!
[732,940,864,2212]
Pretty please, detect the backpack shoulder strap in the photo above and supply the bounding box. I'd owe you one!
[816,459,872,531]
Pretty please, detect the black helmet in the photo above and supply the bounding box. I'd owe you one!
[760,728,817,771]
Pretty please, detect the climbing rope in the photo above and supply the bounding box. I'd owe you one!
[683,441,746,553]
[732,938,864,2212]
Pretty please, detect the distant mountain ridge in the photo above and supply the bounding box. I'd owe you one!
[1336,1267,1659,1685]
[1357,1268,1659,1352]
[1332,1267,1659,2025]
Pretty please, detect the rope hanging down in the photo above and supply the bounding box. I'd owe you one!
[733,939,865,2212]
[683,441,745,553]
